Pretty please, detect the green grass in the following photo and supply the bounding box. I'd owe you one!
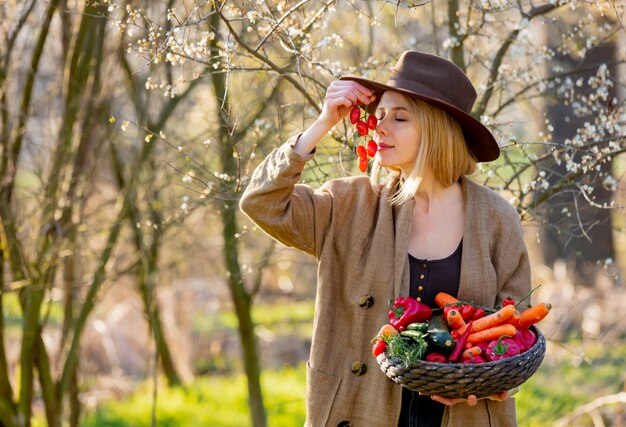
[82,341,626,427]
[81,364,307,427]
[517,340,626,427]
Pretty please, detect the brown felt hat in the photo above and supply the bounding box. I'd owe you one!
[340,50,500,162]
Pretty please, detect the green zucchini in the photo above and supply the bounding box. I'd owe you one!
[400,330,427,341]
[406,322,429,333]
[427,314,456,354]
[427,314,448,333]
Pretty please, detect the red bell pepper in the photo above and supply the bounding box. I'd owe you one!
[425,352,448,363]
[514,328,537,353]
[388,298,432,329]
[463,354,486,364]
[486,335,520,361]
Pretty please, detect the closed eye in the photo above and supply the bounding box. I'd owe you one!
[377,113,406,122]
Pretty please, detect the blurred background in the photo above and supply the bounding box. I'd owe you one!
[1,0,626,426]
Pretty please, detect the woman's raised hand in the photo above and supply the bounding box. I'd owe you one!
[318,80,377,129]
[293,80,377,156]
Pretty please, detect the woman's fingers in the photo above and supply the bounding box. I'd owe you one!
[429,395,465,406]
[327,82,376,106]
[329,89,373,107]
[329,96,353,110]
[489,391,509,401]
[316,80,377,129]
[428,392,508,406]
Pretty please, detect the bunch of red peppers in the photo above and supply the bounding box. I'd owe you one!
[349,106,378,172]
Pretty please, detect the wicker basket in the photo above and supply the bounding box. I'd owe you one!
[376,325,546,398]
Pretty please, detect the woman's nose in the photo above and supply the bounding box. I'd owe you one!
[375,122,387,137]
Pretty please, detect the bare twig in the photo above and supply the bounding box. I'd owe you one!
[554,392,626,427]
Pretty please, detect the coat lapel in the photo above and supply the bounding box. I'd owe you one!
[393,198,413,297]
[457,177,481,304]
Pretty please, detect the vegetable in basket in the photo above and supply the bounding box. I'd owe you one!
[485,335,520,361]
[467,324,517,344]
[388,297,432,330]
[387,332,428,366]
[518,302,551,329]
[372,340,387,357]
[459,304,476,321]
[374,324,399,342]
[427,314,456,354]
[425,352,448,363]
[448,320,473,363]
[513,327,537,352]
[463,353,486,364]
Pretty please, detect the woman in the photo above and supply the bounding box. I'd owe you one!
[240,50,531,427]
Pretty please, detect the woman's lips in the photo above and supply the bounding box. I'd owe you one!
[377,143,393,151]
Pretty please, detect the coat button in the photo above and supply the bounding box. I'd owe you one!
[358,294,374,308]
[351,361,367,376]
[337,421,350,427]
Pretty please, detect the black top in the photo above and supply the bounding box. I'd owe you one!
[397,240,462,427]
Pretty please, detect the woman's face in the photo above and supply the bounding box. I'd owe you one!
[374,91,421,175]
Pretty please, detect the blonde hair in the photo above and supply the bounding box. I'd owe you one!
[369,95,476,205]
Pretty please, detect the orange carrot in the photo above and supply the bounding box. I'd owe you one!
[446,309,466,330]
[373,324,399,342]
[505,310,521,329]
[462,346,482,359]
[518,302,552,329]
[467,324,517,344]
[435,292,458,309]
[457,304,516,335]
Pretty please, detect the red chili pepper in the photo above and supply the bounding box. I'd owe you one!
[358,156,368,173]
[448,320,473,363]
[388,298,433,330]
[471,307,485,321]
[460,304,476,322]
[462,353,486,364]
[486,335,520,361]
[356,120,369,135]
[366,114,378,130]
[372,340,387,357]
[350,107,361,124]
[366,140,377,157]
[503,297,516,307]
[513,328,537,353]
[356,145,367,159]
[425,352,448,363]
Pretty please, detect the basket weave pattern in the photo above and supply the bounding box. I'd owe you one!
[376,326,546,399]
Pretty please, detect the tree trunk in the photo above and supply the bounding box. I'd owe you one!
[540,36,616,284]
[209,8,267,427]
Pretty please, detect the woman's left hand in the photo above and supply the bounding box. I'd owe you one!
[424,390,509,406]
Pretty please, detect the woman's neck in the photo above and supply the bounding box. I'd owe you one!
[413,174,458,214]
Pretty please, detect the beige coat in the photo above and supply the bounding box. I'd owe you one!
[239,135,531,427]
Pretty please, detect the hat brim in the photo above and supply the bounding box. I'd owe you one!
[339,75,500,162]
